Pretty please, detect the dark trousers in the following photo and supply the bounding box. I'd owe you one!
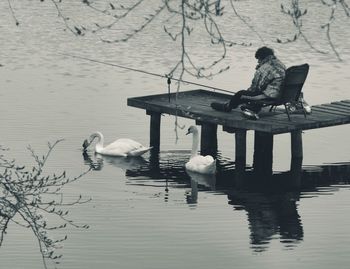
[228,90,274,113]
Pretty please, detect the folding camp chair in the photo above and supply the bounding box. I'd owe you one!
[253,63,310,121]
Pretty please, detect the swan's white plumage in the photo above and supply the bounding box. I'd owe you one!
[185,126,216,174]
[185,155,216,174]
[84,132,152,157]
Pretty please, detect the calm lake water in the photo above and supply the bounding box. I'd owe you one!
[1,1,350,268]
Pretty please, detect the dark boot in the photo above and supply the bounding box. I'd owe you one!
[211,102,231,112]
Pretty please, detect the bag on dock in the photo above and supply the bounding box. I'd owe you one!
[286,92,312,114]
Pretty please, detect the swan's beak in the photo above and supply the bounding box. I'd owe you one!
[186,130,190,135]
[82,139,90,150]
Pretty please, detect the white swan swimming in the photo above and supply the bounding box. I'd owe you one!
[185,126,216,174]
[82,131,152,157]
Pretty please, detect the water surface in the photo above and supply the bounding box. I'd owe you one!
[0,1,349,268]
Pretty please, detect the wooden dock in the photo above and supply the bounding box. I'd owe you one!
[127,89,350,186]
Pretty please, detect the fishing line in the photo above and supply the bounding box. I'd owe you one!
[59,53,235,94]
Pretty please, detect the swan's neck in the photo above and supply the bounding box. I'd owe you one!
[191,131,199,158]
[94,132,104,151]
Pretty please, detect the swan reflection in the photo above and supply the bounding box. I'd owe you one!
[185,171,216,204]
[83,151,104,170]
[82,150,147,171]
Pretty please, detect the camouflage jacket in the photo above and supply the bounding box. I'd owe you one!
[248,55,286,99]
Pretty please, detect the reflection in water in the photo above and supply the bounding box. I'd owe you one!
[186,171,216,191]
[186,171,216,204]
[83,150,147,171]
[83,151,104,170]
[81,151,350,252]
[228,191,303,252]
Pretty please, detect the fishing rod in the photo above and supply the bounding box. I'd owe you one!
[59,53,234,94]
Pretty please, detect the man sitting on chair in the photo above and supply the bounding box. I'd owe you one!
[211,46,286,115]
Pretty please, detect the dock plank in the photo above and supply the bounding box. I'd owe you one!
[331,101,350,109]
[318,104,350,113]
[312,106,350,117]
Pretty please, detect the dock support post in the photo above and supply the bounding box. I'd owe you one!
[253,131,273,177]
[291,130,303,159]
[197,122,217,157]
[147,111,161,153]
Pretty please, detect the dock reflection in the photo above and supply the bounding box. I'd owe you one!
[82,151,350,252]
[228,190,303,252]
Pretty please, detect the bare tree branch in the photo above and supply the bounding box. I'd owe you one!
[0,141,90,268]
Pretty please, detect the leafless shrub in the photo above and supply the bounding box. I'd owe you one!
[0,140,90,268]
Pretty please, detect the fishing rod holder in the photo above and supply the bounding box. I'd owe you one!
[167,76,171,103]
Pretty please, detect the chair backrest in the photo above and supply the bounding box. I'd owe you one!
[280,63,309,103]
